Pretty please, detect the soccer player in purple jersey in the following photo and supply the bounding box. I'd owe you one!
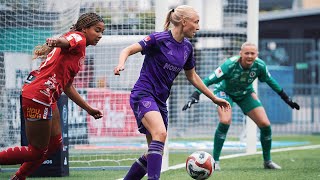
[114,5,230,180]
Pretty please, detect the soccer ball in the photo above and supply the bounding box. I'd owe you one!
[186,151,215,180]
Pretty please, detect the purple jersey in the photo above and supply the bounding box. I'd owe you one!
[132,31,195,106]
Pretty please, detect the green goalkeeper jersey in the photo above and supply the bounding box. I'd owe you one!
[197,56,282,100]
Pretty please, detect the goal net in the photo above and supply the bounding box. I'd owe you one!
[0,0,252,169]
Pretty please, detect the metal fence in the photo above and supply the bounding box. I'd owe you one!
[258,39,320,135]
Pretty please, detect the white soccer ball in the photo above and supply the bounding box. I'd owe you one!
[186,151,215,180]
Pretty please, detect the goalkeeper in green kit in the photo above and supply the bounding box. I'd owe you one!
[182,42,300,170]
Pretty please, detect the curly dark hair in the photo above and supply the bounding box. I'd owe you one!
[71,12,105,31]
[33,12,104,59]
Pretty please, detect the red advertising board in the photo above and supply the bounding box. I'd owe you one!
[86,89,140,137]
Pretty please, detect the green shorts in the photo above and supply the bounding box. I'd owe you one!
[214,90,262,114]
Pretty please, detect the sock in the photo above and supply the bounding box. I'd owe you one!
[124,155,147,180]
[0,144,47,165]
[15,134,62,179]
[260,126,272,161]
[213,123,230,161]
[147,140,164,180]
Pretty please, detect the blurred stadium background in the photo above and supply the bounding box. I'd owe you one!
[0,0,319,177]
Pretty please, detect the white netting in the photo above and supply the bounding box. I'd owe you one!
[0,0,250,168]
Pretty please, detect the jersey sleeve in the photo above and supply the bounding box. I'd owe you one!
[138,34,156,55]
[64,32,86,51]
[258,60,282,93]
[183,43,195,70]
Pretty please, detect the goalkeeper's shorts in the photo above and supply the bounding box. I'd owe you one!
[215,91,262,114]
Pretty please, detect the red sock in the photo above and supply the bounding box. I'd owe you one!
[15,134,62,179]
[0,144,47,165]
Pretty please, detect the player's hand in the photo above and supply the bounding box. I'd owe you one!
[46,38,58,47]
[114,64,125,75]
[182,91,200,111]
[88,108,103,119]
[283,98,300,110]
[278,90,300,110]
[213,97,230,112]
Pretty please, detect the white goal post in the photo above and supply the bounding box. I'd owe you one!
[246,0,259,154]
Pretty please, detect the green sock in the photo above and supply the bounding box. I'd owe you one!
[260,126,272,161]
[213,123,230,161]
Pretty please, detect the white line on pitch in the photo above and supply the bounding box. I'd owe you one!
[165,144,320,171]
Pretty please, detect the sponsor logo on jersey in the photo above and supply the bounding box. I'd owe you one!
[43,107,48,119]
[142,36,151,46]
[142,101,151,108]
[163,62,182,72]
[215,67,224,78]
[219,91,227,98]
[66,33,83,42]
[40,89,51,97]
[44,79,55,89]
[26,107,41,119]
[25,74,36,84]
[144,36,151,42]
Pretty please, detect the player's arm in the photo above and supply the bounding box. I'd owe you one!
[114,43,142,75]
[115,34,156,75]
[182,60,229,111]
[183,68,230,111]
[64,82,103,119]
[46,37,70,49]
[259,62,300,110]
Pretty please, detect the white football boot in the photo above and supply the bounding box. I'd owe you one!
[214,161,221,171]
[264,160,282,169]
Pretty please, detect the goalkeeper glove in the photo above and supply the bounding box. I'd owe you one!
[278,90,300,110]
[182,91,200,111]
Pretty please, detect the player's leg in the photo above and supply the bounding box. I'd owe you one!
[123,134,150,180]
[0,98,51,165]
[213,91,233,170]
[124,94,166,180]
[241,93,281,169]
[14,103,62,179]
[141,111,166,180]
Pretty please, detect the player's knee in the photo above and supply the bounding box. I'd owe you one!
[152,131,167,142]
[28,144,48,161]
[46,134,63,157]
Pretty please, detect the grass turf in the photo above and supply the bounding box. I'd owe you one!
[1,135,319,179]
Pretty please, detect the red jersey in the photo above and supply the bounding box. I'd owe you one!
[22,31,86,106]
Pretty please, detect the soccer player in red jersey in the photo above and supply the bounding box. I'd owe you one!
[0,12,105,180]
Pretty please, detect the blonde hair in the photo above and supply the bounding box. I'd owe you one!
[32,43,53,60]
[33,12,104,60]
[164,5,198,31]
[241,42,258,50]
